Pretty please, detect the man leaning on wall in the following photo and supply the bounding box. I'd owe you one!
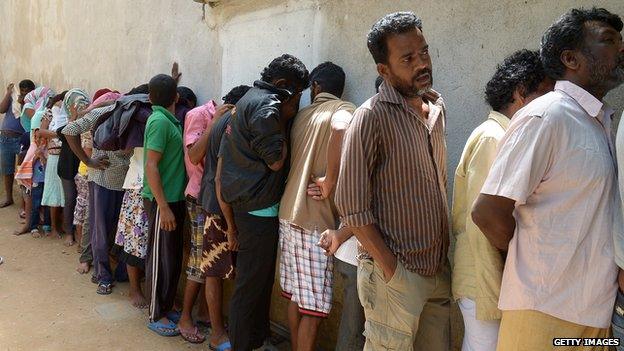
[335,12,451,351]
[472,7,624,351]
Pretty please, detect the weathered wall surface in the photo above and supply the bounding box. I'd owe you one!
[2,0,624,350]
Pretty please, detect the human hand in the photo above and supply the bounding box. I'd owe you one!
[6,83,14,95]
[618,268,624,293]
[381,255,398,283]
[86,155,110,170]
[226,227,239,251]
[307,175,334,201]
[317,229,342,256]
[159,205,177,231]
[214,104,234,119]
[171,62,182,82]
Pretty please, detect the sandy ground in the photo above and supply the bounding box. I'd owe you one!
[0,203,289,351]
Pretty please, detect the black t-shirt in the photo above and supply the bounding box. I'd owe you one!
[56,126,81,181]
[198,112,231,215]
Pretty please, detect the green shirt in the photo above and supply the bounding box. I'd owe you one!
[142,106,186,203]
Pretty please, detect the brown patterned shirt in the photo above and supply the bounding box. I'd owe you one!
[335,80,449,276]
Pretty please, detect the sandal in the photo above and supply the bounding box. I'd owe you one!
[30,229,41,238]
[96,282,112,295]
[148,320,180,337]
[209,340,232,351]
[91,275,98,284]
[0,256,4,265]
[180,326,205,344]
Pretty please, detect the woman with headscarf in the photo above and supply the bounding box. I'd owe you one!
[13,86,55,236]
[55,89,91,246]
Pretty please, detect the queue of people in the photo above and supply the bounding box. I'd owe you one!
[1,6,624,351]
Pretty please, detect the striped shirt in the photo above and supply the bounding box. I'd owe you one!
[62,104,131,191]
[335,80,449,276]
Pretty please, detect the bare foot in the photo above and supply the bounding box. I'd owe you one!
[48,230,61,239]
[76,262,90,274]
[76,244,82,253]
[0,200,14,208]
[210,332,231,351]
[130,289,148,309]
[13,225,30,236]
[63,235,75,247]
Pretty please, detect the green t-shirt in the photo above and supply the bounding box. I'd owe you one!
[142,106,186,203]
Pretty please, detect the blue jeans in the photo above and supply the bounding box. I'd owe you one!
[0,134,22,175]
[613,289,624,350]
[30,183,51,231]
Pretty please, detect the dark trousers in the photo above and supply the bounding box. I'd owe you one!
[229,212,279,351]
[91,182,125,284]
[145,200,185,322]
[29,183,50,231]
[335,259,366,351]
[61,178,77,236]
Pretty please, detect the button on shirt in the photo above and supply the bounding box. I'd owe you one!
[62,104,131,191]
[335,80,449,276]
[481,80,619,328]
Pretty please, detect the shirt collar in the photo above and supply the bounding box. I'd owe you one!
[152,105,180,126]
[253,80,293,98]
[488,110,510,130]
[313,92,339,104]
[377,79,442,107]
[555,80,605,118]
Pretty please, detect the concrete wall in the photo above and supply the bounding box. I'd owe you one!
[2,0,624,349]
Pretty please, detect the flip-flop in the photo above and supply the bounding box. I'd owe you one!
[96,283,112,295]
[148,320,180,337]
[0,256,4,265]
[209,340,232,351]
[30,229,41,238]
[166,310,182,324]
[179,326,205,344]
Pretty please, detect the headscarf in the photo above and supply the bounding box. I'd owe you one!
[89,91,122,108]
[62,89,91,126]
[92,88,115,102]
[20,86,54,130]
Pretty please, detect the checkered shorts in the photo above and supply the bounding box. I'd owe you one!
[186,197,206,283]
[279,219,333,317]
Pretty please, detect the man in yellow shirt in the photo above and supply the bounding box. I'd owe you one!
[451,49,553,351]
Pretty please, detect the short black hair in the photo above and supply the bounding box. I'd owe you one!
[309,62,346,98]
[127,84,149,95]
[367,12,423,64]
[19,79,36,92]
[222,85,252,105]
[148,74,177,107]
[485,50,547,112]
[47,90,68,109]
[260,54,310,93]
[375,76,384,93]
[541,7,623,79]
[177,86,197,107]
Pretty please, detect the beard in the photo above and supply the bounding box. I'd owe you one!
[388,68,433,98]
[586,51,624,92]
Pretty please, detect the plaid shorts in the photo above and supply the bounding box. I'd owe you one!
[279,219,333,317]
[73,174,89,226]
[186,197,206,283]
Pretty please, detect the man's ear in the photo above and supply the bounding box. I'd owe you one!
[560,49,582,73]
[174,92,180,104]
[273,78,288,89]
[513,84,527,105]
[377,63,390,81]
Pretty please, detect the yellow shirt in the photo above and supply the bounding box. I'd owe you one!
[451,110,509,321]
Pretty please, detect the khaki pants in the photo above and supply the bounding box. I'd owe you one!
[497,310,611,351]
[357,258,450,351]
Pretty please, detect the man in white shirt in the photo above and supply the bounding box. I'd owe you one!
[472,7,624,350]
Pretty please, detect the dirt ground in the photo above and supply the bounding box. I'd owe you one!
[0,202,291,351]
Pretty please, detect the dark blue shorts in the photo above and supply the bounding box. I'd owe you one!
[0,134,22,175]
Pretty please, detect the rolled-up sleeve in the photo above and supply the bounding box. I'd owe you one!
[335,107,378,228]
[248,102,284,166]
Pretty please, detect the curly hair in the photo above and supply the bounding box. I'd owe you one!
[485,50,546,112]
[222,85,251,105]
[260,54,310,93]
[367,12,423,64]
[541,7,623,79]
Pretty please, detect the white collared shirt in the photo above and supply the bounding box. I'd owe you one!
[481,80,619,328]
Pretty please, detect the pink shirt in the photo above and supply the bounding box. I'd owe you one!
[183,100,217,198]
[481,81,619,328]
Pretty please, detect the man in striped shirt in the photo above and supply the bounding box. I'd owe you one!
[335,12,450,351]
